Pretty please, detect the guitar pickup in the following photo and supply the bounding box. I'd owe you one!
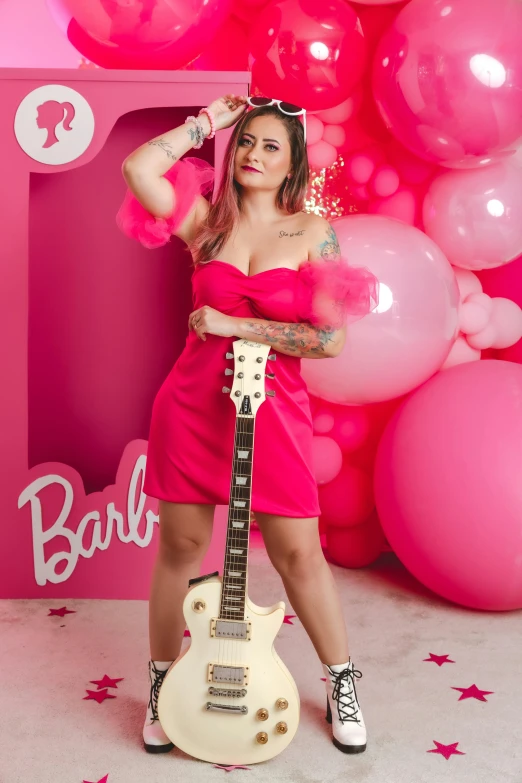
[211,618,251,640]
[208,663,249,686]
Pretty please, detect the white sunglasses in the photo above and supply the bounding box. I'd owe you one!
[246,96,307,146]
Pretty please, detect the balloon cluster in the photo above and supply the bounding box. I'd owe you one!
[50,0,522,609]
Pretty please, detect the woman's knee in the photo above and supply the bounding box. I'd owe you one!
[158,501,214,563]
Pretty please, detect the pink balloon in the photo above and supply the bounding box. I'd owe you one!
[323,125,346,150]
[330,406,371,452]
[368,186,417,225]
[315,89,363,124]
[48,0,232,69]
[371,164,400,197]
[307,140,338,170]
[311,436,343,485]
[185,14,249,70]
[374,360,522,610]
[232,0,270,23]
[325,513,386,568]
[387,139,437,185]
[372,0,522,167]
[248,0,367,111]
[301,215,460,404]
[347,153,375,185]
[477,253,522,307]
[306,115,325,147]
[313,411,335,435]
[467,298,522,350]
[424,161,522,271]
[319,463,375,528]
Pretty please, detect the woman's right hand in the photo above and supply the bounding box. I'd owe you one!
[207,94,248,132]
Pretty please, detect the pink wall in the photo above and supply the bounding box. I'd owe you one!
[0,0,81,68]
[0,68,250,599]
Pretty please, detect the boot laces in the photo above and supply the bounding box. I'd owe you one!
[148,663,169,722]
[329,665,363,724]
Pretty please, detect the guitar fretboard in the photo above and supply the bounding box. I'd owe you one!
[219,414,255,621]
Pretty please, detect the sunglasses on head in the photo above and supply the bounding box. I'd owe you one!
[246,96,307,145]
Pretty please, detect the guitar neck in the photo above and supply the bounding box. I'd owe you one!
[219,413,255,621]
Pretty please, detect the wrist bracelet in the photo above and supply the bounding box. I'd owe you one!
[198,107,216,140]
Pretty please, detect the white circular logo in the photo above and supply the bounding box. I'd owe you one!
[14,84,95,165]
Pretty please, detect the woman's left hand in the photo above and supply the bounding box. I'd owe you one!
[188,306,239,341]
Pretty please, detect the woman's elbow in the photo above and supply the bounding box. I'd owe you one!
[325,328,346,358]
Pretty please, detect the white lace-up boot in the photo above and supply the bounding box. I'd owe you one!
[143,660,175,753]
[322,659,367,753]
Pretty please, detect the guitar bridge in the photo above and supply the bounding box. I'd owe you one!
[211,618,251,640]
[205,702,248,714]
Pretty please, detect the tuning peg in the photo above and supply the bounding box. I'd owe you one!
[266,390,276,397]
[265,373,275,380]
[268,354,277,361]
[224,368,234,376]
[222,386,231,394]
[225,352,234,359]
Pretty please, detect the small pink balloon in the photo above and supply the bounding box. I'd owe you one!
[306,115,325,146]
[323,124,346,149]
[308,140,338,170]
[318,463,374,527]
[312,436,343,485]
[477,253,522,306]
[453,268,483,300]
[374,360,522,609]
[371,164,400,197]
[441,335,481,369]
[368,186,417,225]
[301,215,460,403]
[347,154,375,185]
[423,161,522,270]
[459,293,492,334]
[248,0,367,111]
[470,298,522,350]
[350,184,370,201]
[313,411,335,434]
[315,88,363,124]
[325,512,386,568]
[330,406,371,452]
[372,0,522,167]
[386,139,437,185]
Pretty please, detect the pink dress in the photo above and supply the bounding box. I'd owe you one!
[117,157,378,518]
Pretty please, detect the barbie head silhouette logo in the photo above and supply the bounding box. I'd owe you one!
[15,84,95,165]
[36,100,76,149]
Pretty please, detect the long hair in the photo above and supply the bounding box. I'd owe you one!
[189,105,309,266]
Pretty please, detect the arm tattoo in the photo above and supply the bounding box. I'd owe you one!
[147,139,177,161]
[317,225,341,261]
[241,321,337,357]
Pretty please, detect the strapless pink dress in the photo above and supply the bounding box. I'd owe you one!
[116,157,378,518]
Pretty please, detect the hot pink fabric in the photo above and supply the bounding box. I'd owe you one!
[116,157,377,515]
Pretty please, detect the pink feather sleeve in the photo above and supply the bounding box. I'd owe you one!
[295,256,379,328]
[116,156,214,249]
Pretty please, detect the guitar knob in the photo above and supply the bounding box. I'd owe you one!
[224,368,234,375]
[268,354,277,361]
[256,708,269,721]
[275,722,288,734]
[222,387,231,393]
[225,352,234,359]
[276,698,288,710]
[266,390,276,397]
[265,373,275,380]
[256,732,268,744]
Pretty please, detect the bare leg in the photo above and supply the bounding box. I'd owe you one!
[149,502,215,661]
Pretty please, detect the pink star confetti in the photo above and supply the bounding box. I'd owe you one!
[89,675,124,690]
[83,776,108,783]
[423,653,455,666]
[83,689,116,704]
[212,765,251,772]
[283,615,296,625]
[48,607,76,617]
[451,684,494,702]
[427,741,465,760]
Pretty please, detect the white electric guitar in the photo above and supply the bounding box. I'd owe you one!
[157,339,300,765]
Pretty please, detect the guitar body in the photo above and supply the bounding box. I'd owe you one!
[158,574,300,765]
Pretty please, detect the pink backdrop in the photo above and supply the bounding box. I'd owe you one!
[0,68,250,599]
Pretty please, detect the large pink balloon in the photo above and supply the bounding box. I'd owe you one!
[372,0,522,168]
[47,0,232,69]
[301,215,460,404]
[423,161,522,270]
[248,0,367,111]
[374,360,522,610]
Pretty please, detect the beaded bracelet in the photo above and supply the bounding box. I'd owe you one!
[198,107,216,140]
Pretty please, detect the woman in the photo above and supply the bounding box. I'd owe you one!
[118,94,377,757]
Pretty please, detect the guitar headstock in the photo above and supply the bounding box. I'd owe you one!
[223,339,276,416]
